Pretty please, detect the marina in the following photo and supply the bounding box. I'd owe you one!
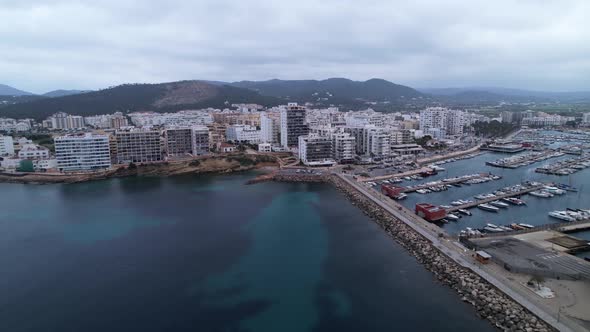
[377,130,590,240]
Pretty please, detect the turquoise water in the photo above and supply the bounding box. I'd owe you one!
[0,173,495,332]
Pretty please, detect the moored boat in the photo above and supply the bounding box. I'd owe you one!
[446,213,460,221]
[548,211,576,222]
[489,200,509,208]
[478,204,499,212]
[458,208,472,216]
[530,191,553,198]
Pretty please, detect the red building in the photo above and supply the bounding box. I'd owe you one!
[415,203,447,221]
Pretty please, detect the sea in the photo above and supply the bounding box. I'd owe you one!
[0,172,496,332]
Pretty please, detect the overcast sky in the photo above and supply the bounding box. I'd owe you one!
[1,0,589,93]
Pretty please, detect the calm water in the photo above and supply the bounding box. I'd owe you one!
[398,152,590,235]
[0,173,495,332]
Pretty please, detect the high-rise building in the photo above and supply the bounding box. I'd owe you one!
[115,129,162,164]
[332,132,355,163]
[191,126,210,156]
[54,134,111,172]
[110,112,129,129]
[49,112,85,130]
[583,112,590,124]
[419,107,465,137]
[298,134,335,166]
[281,103,309,147]
[0,135,14,156]
[260,112,280,144]
[165,128,193,156]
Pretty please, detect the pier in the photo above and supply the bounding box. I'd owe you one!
[446,184,548,212]
[485,150,564,169]
[535,155,590,175]
[402,173,493,193]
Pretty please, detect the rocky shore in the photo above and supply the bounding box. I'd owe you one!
[0,154,279,185]
[325,174,554,332]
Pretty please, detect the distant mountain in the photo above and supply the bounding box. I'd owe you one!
[231,78,423,103]
[43,89,91,98]
[420,87,590,102]
[0,84,33,96]
[0,80,281,120]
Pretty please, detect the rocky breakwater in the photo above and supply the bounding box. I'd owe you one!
[328,175,554,332]
[247,170,329,184]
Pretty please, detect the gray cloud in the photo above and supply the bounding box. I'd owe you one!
[0,0,589,93]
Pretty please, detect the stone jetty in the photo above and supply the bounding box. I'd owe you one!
[325,175,554,332]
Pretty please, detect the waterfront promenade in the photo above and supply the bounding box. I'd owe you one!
[336,173,579,332]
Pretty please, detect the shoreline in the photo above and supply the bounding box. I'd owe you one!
[0,153,281,185]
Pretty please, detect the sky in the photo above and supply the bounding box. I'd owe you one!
[1,0,589,94]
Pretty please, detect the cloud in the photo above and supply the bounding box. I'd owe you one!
[0,0,589,93]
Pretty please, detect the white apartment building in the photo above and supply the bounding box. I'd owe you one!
[129,110,214,127]
[258,143,272,152]
[85,112,129,129]
[260,112,280,144]
[521,115,574,127]
[419,107,466,137]
[225,125,261,143]
[332,132,355,163]
[48,112,85,130]
[18,144,50,159]
[583,112,590,124]
[367,130,391,157]
[344,109,384,127]
[298,134,335,166]
[344,126,390,158]
[0,135,15,156]
[54,134,111,172]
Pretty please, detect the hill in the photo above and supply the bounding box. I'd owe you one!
[0,84,33,96]
[420,87,590,103]
[0,81,281,120]
[231,78,423,103]
[43,89,91,98]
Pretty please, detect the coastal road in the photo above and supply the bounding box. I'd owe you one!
[337,173,578,332]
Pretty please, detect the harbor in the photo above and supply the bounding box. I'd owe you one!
[353,130,590,331]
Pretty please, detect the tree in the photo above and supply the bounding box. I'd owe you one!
[415,135,432,147]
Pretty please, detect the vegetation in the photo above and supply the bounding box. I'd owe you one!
[472,120,516,138]
[0,81,281,120]
[414,135,432,147]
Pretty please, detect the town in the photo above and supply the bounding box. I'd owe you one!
[0,102,585,174]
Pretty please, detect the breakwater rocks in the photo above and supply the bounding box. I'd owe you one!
[327,175,554,332]
[246,172,328,184]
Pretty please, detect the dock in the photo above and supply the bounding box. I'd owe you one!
[485,150,564,169]
[446,184,548,212]
[535,155,590,175]
[402,173,493,193]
